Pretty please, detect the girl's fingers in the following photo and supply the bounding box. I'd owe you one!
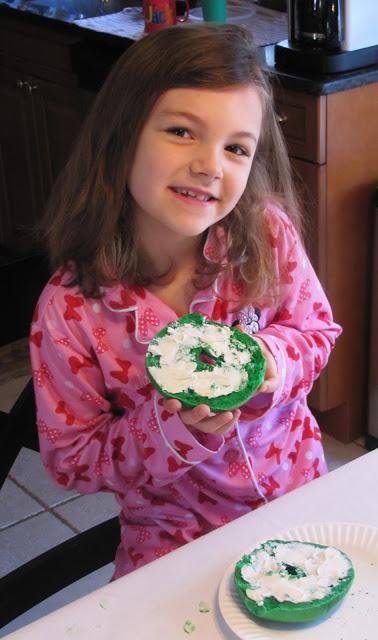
[164,396,240,434]
[193,409,241,434]
[258,378,279,394]
[163,398,183,413]
[180,404,212,425]
[163,399,212,424]
[212,412,241,436]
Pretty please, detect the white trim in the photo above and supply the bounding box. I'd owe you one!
[236,421,268,504]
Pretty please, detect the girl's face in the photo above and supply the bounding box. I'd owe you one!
[129,85,262,242]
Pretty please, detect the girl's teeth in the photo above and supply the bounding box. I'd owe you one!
[174,188,211,201]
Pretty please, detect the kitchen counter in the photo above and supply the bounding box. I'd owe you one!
[1,3,377,94]
[264,45,378,96]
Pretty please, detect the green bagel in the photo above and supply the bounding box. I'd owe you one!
[145,313,266,411]
[234,539,355,623]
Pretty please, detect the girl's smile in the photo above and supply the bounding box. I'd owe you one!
[170,185,218,205]
[128,85,263,256]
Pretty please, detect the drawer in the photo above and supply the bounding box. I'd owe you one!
[0,15,80,85]
[274,88,327,164]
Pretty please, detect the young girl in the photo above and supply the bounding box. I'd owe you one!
[30,24,341,579]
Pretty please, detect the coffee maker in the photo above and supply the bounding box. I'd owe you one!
[275,0,378,73]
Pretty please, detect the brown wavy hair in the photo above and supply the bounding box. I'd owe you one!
[42,23,300,302]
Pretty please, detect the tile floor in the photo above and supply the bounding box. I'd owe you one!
[0,338,369,638]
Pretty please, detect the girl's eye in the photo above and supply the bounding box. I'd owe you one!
[167,127,190,138]
[226,144,249,157]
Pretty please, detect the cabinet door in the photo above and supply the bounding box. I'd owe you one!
[30,77,84,200]
[291,158,329,413]
[0,66,85,254]
[291,158,327,283]
[0,65,41,252]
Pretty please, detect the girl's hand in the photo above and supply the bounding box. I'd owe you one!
[162,398,240,436]
[234,326,280,395]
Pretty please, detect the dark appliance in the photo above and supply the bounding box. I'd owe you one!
[275,0,378,74]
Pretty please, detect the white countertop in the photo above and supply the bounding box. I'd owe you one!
[4,449,378,640]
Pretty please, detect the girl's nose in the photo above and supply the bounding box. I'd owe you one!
[189,146,223,181]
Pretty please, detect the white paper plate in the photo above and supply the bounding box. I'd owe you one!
[218,522,378,640]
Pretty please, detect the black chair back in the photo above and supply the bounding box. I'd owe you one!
[0,377,120,628]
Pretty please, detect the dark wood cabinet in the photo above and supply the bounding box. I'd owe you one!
[275,84,378,442]
[0,17,86,254]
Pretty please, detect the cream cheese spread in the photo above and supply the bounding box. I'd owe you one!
[241,541,351,606]
[147,323,251,397]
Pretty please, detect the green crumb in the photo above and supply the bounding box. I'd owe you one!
[99,600,107,609]
[198,600,210,613]
[183,619,196,633]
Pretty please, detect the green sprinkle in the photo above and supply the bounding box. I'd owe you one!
[198,601,210,613]
[183,620,196,634]
[99,601,107,609]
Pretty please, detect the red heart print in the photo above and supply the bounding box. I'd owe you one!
[167,456,188,472]
[198,490,218,505]
[143,447,155,460]
[109,288,136,310]
[302,417,313,439]
[126,314,135,334]
[128,546,144,566]
[161,409,174,421]
[131,286,146,300]
[173,440,193,458]
[74,464,90,482]
[137,383,154,400]
[57,472,69,486]
[260,475,280,496]
[213,299,228,322]
[286,345,300,361]
[110,358,132,384]
[55,401,75,425]
[265,442,282,464]
[277,308,292,322]
[313,334,325,349]
[30,331,43,347]
[174,529,186,545]
[64,294,84,321]
[49,274,62,286]
[288,440,300,464]
[290,418,302,432]
[69,355,94,375]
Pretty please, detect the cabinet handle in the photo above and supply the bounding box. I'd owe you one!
[16,79,28,89]
[27,82,38,93]
[276,112,288,125]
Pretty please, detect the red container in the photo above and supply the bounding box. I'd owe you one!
[143,1,190,32]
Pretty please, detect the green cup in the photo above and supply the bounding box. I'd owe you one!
[201,0,227,23]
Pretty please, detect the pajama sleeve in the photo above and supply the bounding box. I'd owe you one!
[30,295,224,496]
[244,207,342,415]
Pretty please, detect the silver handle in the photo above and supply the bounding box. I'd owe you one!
[16,80,38,92]
[276,113,288,125]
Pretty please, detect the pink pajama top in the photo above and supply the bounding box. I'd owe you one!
[30,205,341,579]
